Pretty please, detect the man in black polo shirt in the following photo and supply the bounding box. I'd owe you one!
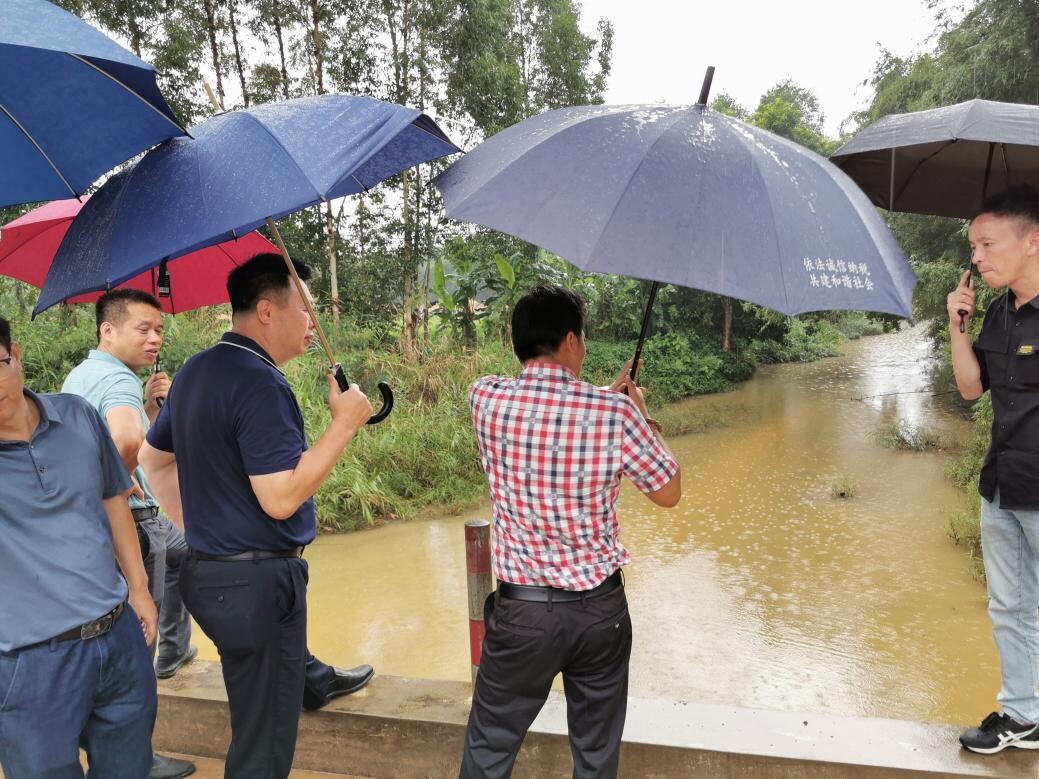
[949,185,1039,755]
[140,254,373,777]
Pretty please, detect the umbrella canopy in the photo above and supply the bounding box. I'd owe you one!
[1,0,186,208]
[0,198,274,313]
[830,99,1039,219]
[435,103,916,319]
[35,94,460,315]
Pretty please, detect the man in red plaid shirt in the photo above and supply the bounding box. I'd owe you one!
[460,285,681,778]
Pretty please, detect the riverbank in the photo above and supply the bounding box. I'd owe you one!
[1,281,884,531]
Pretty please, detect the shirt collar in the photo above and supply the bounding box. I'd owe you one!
[519,362,578,382]
[221,332,275,363]
[219,332,283,374]
[27,389,62,427]
[0,390,61,448]
[87,349,134,372]
[999,290,1039,313]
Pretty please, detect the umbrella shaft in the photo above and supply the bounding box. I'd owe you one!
[631,281,660,381]
[265,217,336,366]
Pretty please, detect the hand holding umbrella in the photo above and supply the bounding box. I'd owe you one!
[264,215,393,420]
[147,358,170,410]
[950,269,977,335]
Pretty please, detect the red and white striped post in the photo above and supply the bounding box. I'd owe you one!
[464,519,493,684]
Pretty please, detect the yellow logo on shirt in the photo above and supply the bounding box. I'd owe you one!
[1017,344,1035,356]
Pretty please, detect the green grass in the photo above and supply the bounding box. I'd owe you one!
[830,475,858,499]
[0,277,896,534]
[873,420,954,451]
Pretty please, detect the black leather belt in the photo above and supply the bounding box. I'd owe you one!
[52,602,125,642]
[131,506,160,522]
[188,547,304,562]
[498,571,623,603]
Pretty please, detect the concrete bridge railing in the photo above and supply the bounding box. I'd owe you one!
[155,660,1037,778]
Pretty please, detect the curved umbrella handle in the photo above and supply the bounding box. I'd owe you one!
[332,364,394,425]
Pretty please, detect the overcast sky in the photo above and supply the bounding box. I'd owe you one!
[579,0,961,136]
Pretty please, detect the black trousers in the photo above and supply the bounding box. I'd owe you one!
[182,555,308,779]
[460,584,632,779]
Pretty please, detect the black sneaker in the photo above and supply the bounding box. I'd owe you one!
[960,711,1039,754]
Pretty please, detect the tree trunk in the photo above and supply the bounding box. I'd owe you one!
[384,0,416,354]
[271,0,291,99]
[202,0,225,109]
[228,1,249,107]
[326,202,340,325]
[722,296,733,352]
[309,0,326,95]
[128,17,143,58]
[417,15,429,345]
[516,0,531,116]
[402,168,415,356]
[307,0,338,323]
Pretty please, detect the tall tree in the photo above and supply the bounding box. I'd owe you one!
[227,0,251,107]
[202,0,226,108]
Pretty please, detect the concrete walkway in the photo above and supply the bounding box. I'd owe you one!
[155,660,1039,778]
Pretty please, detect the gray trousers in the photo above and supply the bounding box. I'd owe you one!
[137,512,192,661]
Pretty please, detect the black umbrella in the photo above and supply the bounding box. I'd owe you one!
[830,98,1039,331]
[831,98,1039,219]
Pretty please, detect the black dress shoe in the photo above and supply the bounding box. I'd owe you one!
[149,753,195,779]
[302,664,374,711]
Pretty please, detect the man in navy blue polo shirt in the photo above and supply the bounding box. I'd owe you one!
[140,254,373,778]
[0,315,158,777]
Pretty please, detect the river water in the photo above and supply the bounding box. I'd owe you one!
[191,325,998,725]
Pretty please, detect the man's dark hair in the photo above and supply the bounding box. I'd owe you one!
[227,253,313,315]
[977,184,1039,227]
[96,289,162,340]
[0,316,10,354]
[511,284,586,362]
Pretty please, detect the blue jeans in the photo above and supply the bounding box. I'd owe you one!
[981,490,1039,722]
[0,603,156,778]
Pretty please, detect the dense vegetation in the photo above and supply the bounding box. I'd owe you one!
[8,0,1029,551]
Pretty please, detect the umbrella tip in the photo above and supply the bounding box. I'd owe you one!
[696,66,716,106]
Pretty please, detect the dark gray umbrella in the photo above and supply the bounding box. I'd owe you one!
[436,103,914,319]
[830,99,1039,220]
[435,73,916,380]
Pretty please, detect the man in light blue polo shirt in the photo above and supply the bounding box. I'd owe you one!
[0,315,157,777]
[63,289,195,779]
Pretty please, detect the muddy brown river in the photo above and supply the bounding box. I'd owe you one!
[191,325,997,725]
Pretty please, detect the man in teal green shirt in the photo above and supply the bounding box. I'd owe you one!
[63,289,195,779]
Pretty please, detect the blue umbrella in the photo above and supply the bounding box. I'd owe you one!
[435,71,916,374]
[2,0,186,207]
[37,94,459,422]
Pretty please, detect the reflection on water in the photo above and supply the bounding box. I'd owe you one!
[191,326,996,725]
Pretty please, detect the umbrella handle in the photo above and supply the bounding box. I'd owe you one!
[957,266,974,333]
[332,363,394,425]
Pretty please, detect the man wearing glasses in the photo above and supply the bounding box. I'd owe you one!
[0,316,158,777]
[62,289,196,779]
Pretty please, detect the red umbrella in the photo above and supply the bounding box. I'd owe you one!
[0,198,275,313]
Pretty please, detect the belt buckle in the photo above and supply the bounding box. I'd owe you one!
[80,614,112,640]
